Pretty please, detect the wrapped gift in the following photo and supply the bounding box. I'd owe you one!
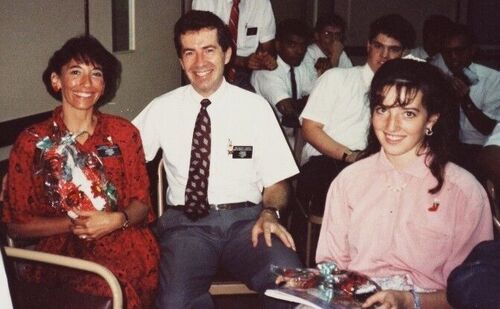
[267,263,381,309]
[35,125,117,218]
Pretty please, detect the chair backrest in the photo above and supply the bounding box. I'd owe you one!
[4,246,122,309]
[486,180,500,235]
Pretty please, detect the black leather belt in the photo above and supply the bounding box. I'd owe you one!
[167,201,256,211]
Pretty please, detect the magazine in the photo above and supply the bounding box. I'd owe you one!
[265,287,363,309]
[265,263,380,309]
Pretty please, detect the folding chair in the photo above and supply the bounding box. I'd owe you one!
[157,158,256,295]
[3,246,122,309]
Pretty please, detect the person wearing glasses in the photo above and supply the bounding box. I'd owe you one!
[303,14,353,79]
[297,14,415,225]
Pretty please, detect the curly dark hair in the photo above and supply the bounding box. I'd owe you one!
[359,59,459,194]
[174,10,232,58]
[42,35,121,106]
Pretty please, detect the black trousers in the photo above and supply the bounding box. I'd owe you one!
[296,155,349,216]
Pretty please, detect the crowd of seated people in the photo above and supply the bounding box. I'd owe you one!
[1,3,499,308]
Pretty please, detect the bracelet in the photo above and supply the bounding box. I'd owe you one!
[119,211,130,230]
[410,289,421,309]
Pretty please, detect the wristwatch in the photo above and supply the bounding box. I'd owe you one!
[119,211,130,230]
[261,207,280,219]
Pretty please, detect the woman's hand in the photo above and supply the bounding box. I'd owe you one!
[362,290,414,309]
[71,210,124,241]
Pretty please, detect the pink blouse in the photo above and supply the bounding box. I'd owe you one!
[316,150,493,290]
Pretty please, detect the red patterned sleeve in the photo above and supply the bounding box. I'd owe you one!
[3,129,48,223]
[115,121,154,222]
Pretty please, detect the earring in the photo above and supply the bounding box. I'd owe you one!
[52,85,61,92]
[425,127,433,136]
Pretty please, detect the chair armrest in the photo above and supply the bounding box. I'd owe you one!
[3,247,122,309]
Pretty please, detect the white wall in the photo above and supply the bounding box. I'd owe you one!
[0,0,182,122]
[0,0,85,121]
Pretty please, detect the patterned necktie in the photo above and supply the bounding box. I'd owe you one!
[184,99,211,220]
[290,67,298,100]
[226,0,240,82]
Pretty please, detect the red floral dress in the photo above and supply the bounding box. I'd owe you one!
[3,107,160,309]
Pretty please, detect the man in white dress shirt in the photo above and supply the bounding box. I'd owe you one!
[298,14,415,216]
[133,11,301,309]
[251,19,313,147]
[431,23,500,181]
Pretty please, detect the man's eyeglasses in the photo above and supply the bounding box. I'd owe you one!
[322,31,343,40]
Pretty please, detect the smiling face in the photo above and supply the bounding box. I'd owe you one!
[179,28,231,98]
[366,33,404,72]
[51,59,105,111]
[372,85,439,168]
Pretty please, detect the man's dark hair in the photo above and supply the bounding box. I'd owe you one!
[314,14,346,37]
[444,23,476,47]
[42,35,121,105]
[276,18,311,42]
[174,10,232,57]
[368,14,416,50]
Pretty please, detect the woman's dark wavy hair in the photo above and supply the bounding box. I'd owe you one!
[359,59,459,194]
[42,35,121,106]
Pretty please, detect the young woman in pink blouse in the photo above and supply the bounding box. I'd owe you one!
[316,59,493,309]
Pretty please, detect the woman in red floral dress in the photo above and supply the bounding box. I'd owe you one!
[2,35,159,308]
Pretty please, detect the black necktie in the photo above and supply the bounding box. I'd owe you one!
[184,99,211,220]
[290,67,298,100]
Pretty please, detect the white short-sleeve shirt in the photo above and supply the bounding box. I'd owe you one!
[299,64,373,164]
[485,123,500,146]
[302,43,353,80]
[191,0,276,57]
[133,80,298,206]
[251,56,313,118]
[431,59,500,145]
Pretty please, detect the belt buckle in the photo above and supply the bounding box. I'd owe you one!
[211,204,221,211]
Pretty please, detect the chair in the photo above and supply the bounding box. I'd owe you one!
[305,214,323,267]
[485,180,500,236]
[3,246,122,309]
[157,158,256,295]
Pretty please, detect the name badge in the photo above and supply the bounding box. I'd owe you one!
[232,146,253,159]
[96,144,122,157]
[246,27,258,36]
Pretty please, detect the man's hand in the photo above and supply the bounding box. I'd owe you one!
[449,75,470,100]
[71,210,123,241]
[328,39,344,67]
[314,57,332,76]
[362,290,414,309]
[251,210,296,250]
[247,51,277,70]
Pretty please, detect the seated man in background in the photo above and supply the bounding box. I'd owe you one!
[192,0,277,91]
[409,14,454,62]
[297,14,415,216]
[133,10,301,309]
[431,23,500,182]
[251,18,313,148]
[303,14,353,79]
